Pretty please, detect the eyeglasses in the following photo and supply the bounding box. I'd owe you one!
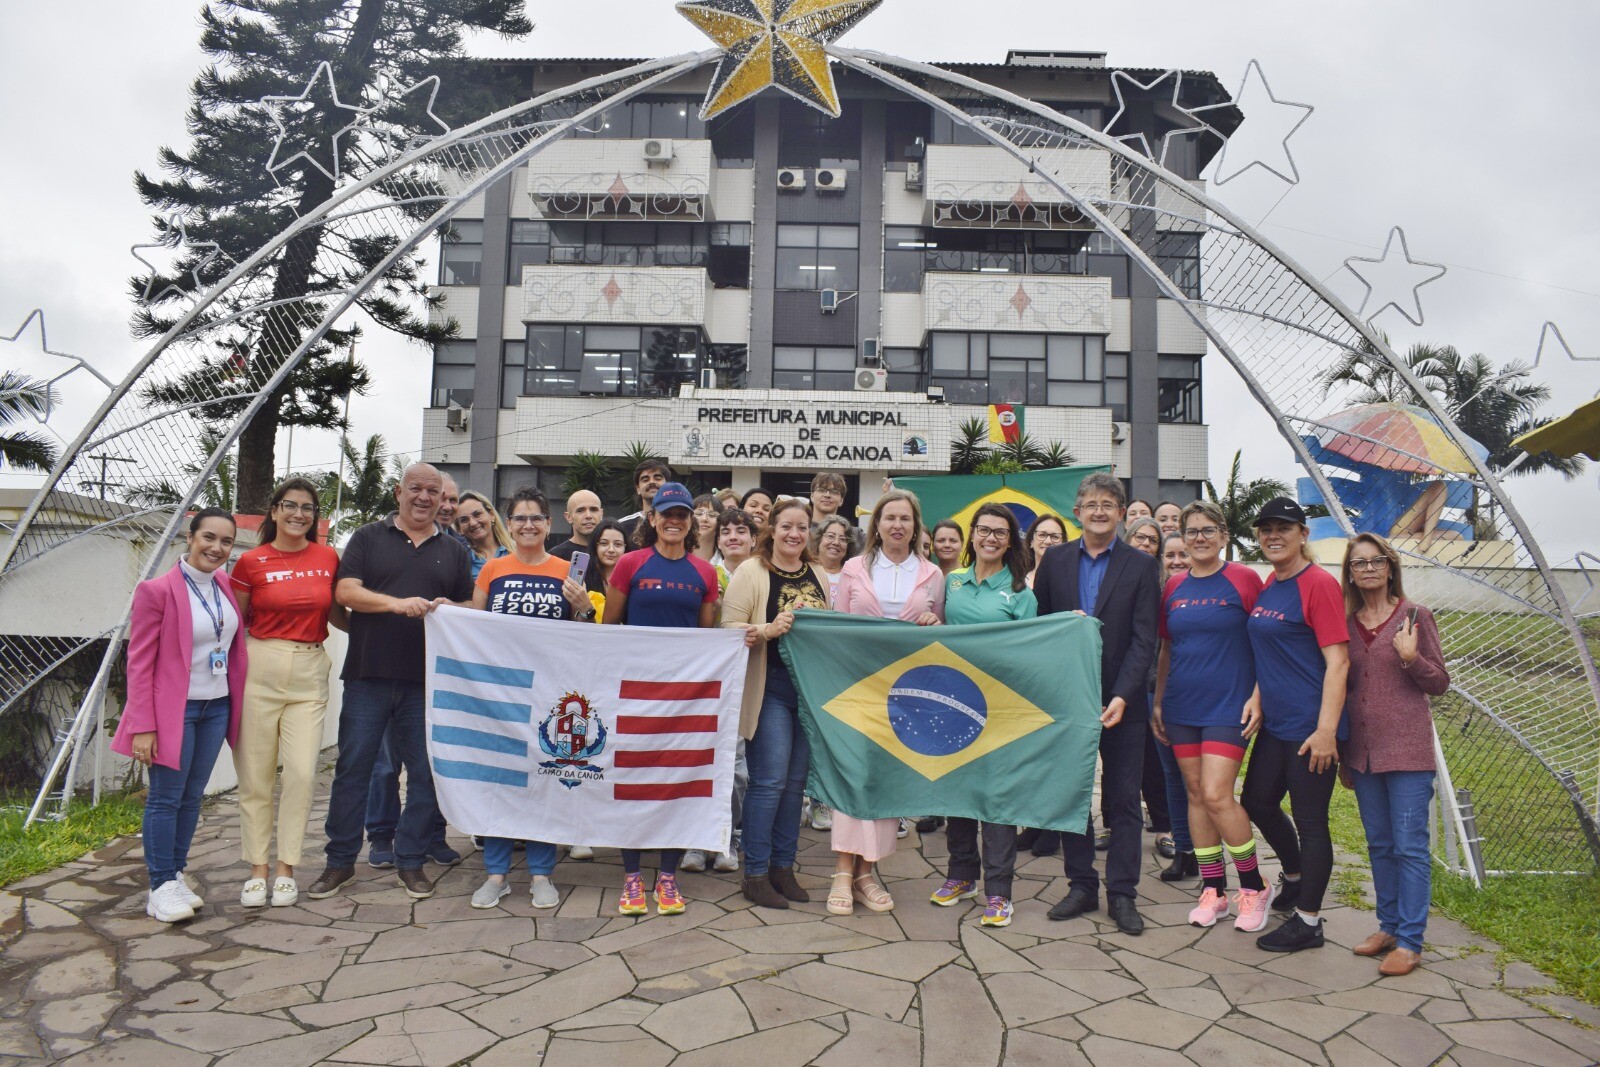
[972,525,1010,542]
[276,501,317,515]
[1033,532,1064,544]
[1078,502,1119,514]
[1183,526,1221,540]
[1349,558,1389,571]
[508,514,548,526]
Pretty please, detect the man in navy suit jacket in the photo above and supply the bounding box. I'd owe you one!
[1034,472,1160,935]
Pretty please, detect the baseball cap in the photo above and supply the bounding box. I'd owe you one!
[651,482,695,513]
[1253,496,1307,527]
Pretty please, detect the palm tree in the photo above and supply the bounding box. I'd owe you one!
[0,373,59,472]
[1320,338,1448,405]
[1424,348,1584,479]
[950,418,989,475]
[996,431,1049,470]
[1037,441,1077,470]
[124,428,236,510]
[561,451,614,497]
[320,434,402,535]
[1205,450,1291,561]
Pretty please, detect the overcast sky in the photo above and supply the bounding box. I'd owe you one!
[2,1,1597,562]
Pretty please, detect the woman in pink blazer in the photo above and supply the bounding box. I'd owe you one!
[112,508,248,923]
[826,489,945,915]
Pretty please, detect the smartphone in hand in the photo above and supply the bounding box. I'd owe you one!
[569,551,590,584]
[1407,606,1419,627]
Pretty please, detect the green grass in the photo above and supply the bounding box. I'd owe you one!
[0,792,145,888]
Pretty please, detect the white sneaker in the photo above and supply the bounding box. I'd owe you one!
[471,877,510,909]
[240,878,269,908]
[567,845,594,861]
[270,877,299,908]
[810,804,833,831]
[897,818,910,839]
[530,876,560,909]
[680,849,708,873]
[148,880,196,923]
[713,851,740,872]
[179,872,204,909]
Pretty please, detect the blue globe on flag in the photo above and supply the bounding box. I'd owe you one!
[887,665,988,756]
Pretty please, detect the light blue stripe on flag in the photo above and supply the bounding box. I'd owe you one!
[435,689,532,723]
[435,656,533,689]
[432,724,528,758]
[432,757,528,788]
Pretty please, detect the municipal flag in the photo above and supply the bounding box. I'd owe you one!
[987,403,1024,444]
[778,611,1103,830]
[894,464,1109,541]
[423,605,745,852]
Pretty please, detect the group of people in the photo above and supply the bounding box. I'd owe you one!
[113,460,1448,976]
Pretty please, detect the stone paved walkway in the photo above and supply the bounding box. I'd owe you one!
[4,766,1599,1067]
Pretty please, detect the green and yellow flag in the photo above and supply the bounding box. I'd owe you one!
[779,611,1103,830]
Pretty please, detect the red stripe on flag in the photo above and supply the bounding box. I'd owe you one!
[614,780,714,801]
[616,714,718,734]
[619,679,722,701]
[614,748,714,768]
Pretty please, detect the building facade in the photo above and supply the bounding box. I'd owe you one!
[420,50,1237,520]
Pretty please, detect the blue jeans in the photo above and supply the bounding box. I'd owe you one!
[144,697,231,890]
[1352,769,1435,952]
[622,849,683,875]
[742,665,810,877]
[1155,736,1192,853]
[325,679,436,871]
[484,837,557,877]
[365,724,447,847]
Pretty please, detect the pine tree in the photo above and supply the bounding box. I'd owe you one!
[130,0,532,513]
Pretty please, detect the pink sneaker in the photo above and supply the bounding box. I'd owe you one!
[1188,887,1230,928]
[1233,883,1276,932]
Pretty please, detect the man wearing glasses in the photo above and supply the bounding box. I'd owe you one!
[1033,472,1161,935]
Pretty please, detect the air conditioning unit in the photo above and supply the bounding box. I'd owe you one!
[777,168,807,192]
[446,406,469,432]
[643,138,675,165]
[854,367,888,392]
[860,338,881,365]
[1111,422,1128,444]
[820,289,841,313]
[699,368,717,389]
[905,162,923,191]
[815,168,847,192]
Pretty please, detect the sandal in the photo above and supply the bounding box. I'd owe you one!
[827,872,854,915]
[852,875,895,912]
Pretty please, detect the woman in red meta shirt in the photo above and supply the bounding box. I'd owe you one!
[230,478,348,909]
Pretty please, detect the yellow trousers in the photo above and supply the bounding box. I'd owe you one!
[233,636,330,866]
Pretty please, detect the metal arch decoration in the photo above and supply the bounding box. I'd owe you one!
[1200,59,1314,187]
[1342,226,1448,328]
[1572,552,1600,615]
[1,309,113,423]
[676,0,882,119]
[1532,321,1600,396]
[130,215,231,306]
[1100,68,1227,170]
[339,73,455,163]
[260,61,376,182]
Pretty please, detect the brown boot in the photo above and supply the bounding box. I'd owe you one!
[1353,931,1398,957]
[1378,947,1420,976]
[769,866,809,903]
[742,875,789,909]
[305,866,354,900]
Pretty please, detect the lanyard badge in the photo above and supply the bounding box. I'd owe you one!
[183,571,228,674]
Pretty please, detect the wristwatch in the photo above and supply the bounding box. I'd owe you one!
[575,608,596,621]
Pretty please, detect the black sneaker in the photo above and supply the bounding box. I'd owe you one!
[1270,875,1301,913]
[366,839,395,870]
[915,816,944,834]
[1257,914,1324,953]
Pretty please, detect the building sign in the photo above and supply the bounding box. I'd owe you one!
[670,394,950,471]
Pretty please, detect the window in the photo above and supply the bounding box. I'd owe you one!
[439,220,484,285]
[572,97,707,141]
[500,340,525,408]
[884,101,930,163]
[1086,231,1129,298]
[431,340,476,407]
[517,325,701,398]
[883,227,928,292]
[777,98,861,169]
[777,225,858,290]
[882,347,926,393]
[1154,233,1201,299]
[1158,354,1202,424]
[548,221,707,268]
[929,331,1106,407]
[1105,352,1128,421]
[773,345,856,390]
[709,223,751,289]
[883,228,1089,291]
[709,107,754,167]
[507,221,549,281]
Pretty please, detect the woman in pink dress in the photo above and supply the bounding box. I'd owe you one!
[827,489,945,914]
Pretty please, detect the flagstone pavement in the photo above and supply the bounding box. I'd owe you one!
[4,765,1599,1067]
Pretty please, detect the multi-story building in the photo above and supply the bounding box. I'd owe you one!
[420,49,1238,520]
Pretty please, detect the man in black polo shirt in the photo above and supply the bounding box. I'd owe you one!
[617,459,671,545]
[548,488,605,594]
[306,462,473,901]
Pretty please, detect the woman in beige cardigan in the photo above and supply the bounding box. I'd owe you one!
[721,499,832,909]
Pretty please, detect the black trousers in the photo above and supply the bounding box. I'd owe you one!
[946,818,1018,899]
[1241,732,1337,912]
[1063,714,1145,900]
[1141,728,1172,833]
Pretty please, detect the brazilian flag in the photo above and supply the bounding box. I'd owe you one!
[893,465,1110,543]
[778,611,1103,830]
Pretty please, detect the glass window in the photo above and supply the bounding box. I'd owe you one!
[1105,353,1128,378]
[586,326,640,351]
[932,377,989,404]
[501,341,526,408]
[818,226,858,249]
[776,226,859,290]
[930,333,967,374]
[1049,381,1102,407]
[990,333,1045,360]
[709,107,754,167]
[778,225,817,247]
[1047,335,1085,380]
[435,341,476,365]
[507,220,549,280]
[775,346,813,370]
[439,217,483,285]
[968,334,987,376]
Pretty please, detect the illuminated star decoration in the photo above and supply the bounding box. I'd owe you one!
[130,215,230,305]
[1101,69,1226,170]
[1342,227,1447,328]
[676,0,883,120]
[341,73,454,161]
[1199,60,1314,186]
[260,61,374,181]
[2,309,113,424]
[1532,321,1600,396]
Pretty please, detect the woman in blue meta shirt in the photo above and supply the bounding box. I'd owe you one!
[927,503,1036,928]
[1153,501,1273,933]
[1241,497,1350,953]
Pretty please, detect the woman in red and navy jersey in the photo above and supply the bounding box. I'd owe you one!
[1242,497,1350,953]
[1154,501,1273,933]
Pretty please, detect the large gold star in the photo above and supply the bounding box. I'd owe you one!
[677,0,881,120]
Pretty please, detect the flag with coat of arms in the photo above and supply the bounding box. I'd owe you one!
[423,606,746,853]
[777,610,1103,830]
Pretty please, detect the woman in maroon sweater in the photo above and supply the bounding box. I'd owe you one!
[1340,533,1449,977]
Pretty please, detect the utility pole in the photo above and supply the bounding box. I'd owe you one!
[332,339,357,524]
[86,454,136,500]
